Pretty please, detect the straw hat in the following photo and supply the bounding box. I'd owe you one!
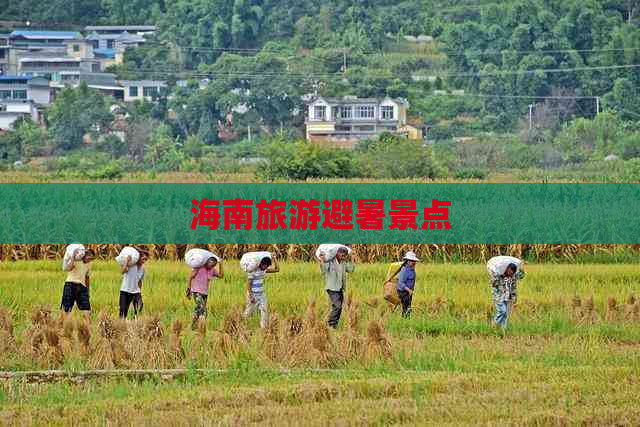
[403,251,420,262]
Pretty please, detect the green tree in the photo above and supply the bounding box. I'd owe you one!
[231,0,264,48]
[101,0,162,24]
[603,78,640,121]
[48,83,113,152]
[9,118,49,158]
[144,123,184,171]
[169,82,223,144]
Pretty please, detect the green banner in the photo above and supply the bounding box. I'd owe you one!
[0,183,638,244]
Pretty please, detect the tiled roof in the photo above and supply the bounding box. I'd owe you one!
[19,57,82,62]
[10,30,82,40]
[0,75,32,81]
[86,32,145,42]
[85,25,156,32]
[308,96,410,106]
[119,80,167,86]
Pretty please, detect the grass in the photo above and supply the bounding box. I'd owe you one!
[1,261,640,425]
[0,169,633,183]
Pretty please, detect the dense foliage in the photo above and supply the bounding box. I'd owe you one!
[2,1,640,179]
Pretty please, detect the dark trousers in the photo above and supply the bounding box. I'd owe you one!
[327,290,344,328]
[119,291,143,319]
[61,282,91,312]
[397,289,413,317]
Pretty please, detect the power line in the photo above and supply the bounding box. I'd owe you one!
[615,108,640,118]
[441,46,640,58]
[72,76,605,102]
[108,62,640,80]
[136,40,640,59]
[437,63,640,77]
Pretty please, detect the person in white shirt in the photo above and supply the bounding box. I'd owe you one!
[242,257,279,329]
[119,252,148,319]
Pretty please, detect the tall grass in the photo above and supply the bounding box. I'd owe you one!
[1,261,640,372]
[2,244,638,263]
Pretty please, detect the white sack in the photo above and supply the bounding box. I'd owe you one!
[315,244,352,262]
[185,248,220,269]
[240,251,272,273]
[62,244,85,271]
[116,246,140,267]
[487,256,523,277]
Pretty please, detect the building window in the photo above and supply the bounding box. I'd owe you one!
[0,90,11,99]
[355,105,375,119]
[73,44,80,52]
[143,86,158,97]
[129,86,138,97]
[313,105,326,121]
[0,49,5,59]
[13,90,27,100]
[340,106,352,119]
[107,40,115,49]
[91,40,99,49]
[381,106,394,120]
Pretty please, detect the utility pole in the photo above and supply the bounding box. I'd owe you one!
[528,104,534,130]
[596,97,600,115]
[247,125,252,142]
[342,49,347,74]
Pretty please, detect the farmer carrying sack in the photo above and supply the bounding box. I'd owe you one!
[240,251,272,273]
[383,261,404,306]
[116,247,140,267]
[185,248,220,269]
[62,244,85,271]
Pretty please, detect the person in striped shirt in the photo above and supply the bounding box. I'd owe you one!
[243,256,279,329]
[490,263,525,330]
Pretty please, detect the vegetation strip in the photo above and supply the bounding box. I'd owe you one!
[0,368,343,382]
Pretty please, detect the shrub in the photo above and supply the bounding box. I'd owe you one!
[183,135,205,159]
[618,133,640,160]
[454,167,488,180]
[95,134,127,158]
[86,161,125,180]
[258,139,359,181]
[357,134,447,179]
[623,159,640,182]
[553,113,622,163]
[44,152,128,180]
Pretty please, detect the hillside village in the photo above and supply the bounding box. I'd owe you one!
[0,27,429,147]
[1,27,172,132]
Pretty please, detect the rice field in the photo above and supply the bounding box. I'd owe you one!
[1,260,640,425]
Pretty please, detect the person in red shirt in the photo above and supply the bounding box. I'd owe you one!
[187,257,224,330]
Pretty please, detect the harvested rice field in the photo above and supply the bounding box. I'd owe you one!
[1,260,640,425]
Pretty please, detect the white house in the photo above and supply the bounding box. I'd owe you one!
[120,80,168,102]
[305,96,421,147]
[0,100,39,131]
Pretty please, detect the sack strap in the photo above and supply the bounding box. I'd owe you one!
[385,262,405,282]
